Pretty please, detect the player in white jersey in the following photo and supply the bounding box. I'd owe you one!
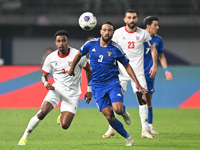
[102,9,157,139]
[18,30,92,146]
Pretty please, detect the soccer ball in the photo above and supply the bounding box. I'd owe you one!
[78,12,97,31]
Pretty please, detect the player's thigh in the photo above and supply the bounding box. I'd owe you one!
[60,93,79,115]
[43,89,61,109]
[131,74,147,93]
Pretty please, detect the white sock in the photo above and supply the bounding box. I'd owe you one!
[148,124,153,130]
[139,104,148,131]
[21,115,41,139]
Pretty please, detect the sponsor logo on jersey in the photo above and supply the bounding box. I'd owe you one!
[136,36,140,41]
[68,61,72,66]
[107,51,113,56]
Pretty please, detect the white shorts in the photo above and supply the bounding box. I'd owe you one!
[43,83,79,114]
[119,74,147,93]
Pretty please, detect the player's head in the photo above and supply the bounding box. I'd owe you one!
[143,16,159,35]
[124,9,138,29]
[100,22,114,43]
[54,30,69,53]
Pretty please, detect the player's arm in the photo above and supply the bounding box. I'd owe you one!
[68,51,83,76]
[123,63,148,93]
[41,73,55,90]
[159,53,172,80]
[149,44,157,78]
[83,62,92,104]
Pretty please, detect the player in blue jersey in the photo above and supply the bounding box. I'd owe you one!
[143,16,172,134]
[68,22,147,146]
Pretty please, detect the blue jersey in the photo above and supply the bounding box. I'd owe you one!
[80,38,129,86]
[144,34,164,81]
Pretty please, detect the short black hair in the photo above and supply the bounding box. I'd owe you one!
[102,21,114,27]
[124,9,137,17]
[54,30,69,38]
[143,16,158,29]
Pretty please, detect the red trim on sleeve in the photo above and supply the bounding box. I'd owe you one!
[57,47,70,58]
[83,61,89,69]
[125,26,137,33]
[42,70,50,75]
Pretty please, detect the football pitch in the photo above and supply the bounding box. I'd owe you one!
[0,108,199,150]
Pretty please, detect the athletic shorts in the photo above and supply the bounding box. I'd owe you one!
[146,80,155,94]
[119,74,147,93]
[92,83,124,112]
[43,83,79,114]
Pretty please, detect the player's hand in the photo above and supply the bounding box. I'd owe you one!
[165,71,172,80]
[45,83,55,90]
[136,84,148,93]
[84,92,92,104]
[68,69,75,76]
[149,65,157,78]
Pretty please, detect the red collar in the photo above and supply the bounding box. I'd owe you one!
[57,47,70,58]
[125,26,137,33]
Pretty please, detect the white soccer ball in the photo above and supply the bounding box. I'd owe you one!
[78,12,97,31]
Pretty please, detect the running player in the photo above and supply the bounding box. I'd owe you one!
[143,16,172,134]
[102,9,157,139]
[18,30,92,146]
[68,22,147,146]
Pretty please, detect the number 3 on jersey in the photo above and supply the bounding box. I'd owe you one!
[128,41,135,49]
[98,55,103,62]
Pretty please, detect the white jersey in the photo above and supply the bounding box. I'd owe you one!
[42,47,88,95]
[113,26,152,77]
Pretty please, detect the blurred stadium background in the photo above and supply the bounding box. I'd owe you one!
[0,0,200,108]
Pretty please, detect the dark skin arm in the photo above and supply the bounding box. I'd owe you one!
[83,62,92,104]
[41,73,55,90]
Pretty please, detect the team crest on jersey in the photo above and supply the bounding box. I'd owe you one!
[153,42,157,47]
[68,61,73,66]
[107,51,113,56]
[136,36,140,41]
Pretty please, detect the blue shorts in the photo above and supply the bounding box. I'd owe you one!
[92,83,124,112]
[146,80,155,94]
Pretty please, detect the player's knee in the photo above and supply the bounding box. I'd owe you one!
[105,114,115,122]
[37,110,46,120]
[61,122,71,130]
[136,92,147,105]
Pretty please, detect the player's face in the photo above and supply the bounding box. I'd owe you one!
[55,35,69,53]
[149,20,159,34]
[100,24,114,43]
[124,13,138,29]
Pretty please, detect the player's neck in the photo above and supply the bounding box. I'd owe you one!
[100,39,109,47]
[58,47,69,57]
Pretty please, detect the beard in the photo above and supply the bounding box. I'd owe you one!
[102,36,112,43]
[128,22,137,29]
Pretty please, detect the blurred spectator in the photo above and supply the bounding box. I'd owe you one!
[41,47,54,65]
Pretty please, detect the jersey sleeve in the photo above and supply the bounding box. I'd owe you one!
[78,55,88,68]
[144,30,153,47]
[158,38,164,54]
[41,54,51,74]
[114,43,129,65]
[79,41,90,56]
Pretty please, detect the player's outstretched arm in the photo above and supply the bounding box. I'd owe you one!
[68,51,83,76]
[149,45,157,78]
[83,62,92,104]
[124,63,147,93]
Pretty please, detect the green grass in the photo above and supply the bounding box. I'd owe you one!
[0,108,200,150]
